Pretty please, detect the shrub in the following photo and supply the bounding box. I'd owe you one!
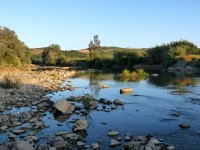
[0,75,21,89]
[121,69,131,79]
[117,69,149,81]
[130,69,149,81]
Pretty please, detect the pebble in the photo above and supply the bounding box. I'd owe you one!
[12,130,26,135]
[116,137,122,141]
[92,143,100,149]
[108,130,119,136]
[100,122,107,125]
[179,124,190,128]
[124,135,131,142]
[167,145,176,150]
[171,112,180,117]
[110,139,120,147]
[77,141,84,147]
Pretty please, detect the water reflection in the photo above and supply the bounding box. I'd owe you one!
[73,71,200,97]
[53,111,72,122]
[148,71,200,88]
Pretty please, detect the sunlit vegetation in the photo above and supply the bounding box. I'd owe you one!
[0,26,31,66]
[116,69,149,81]
[32,39,200,70]
[0,74,21,89]
[147,40,200,68]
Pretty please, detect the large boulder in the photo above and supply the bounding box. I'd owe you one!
[53,99,75,113]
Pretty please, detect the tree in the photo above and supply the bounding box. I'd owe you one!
[88,35,101,61]
[42,44,62,65]
[0,26,31,66]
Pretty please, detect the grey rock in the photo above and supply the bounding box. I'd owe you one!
[91,143,100,149]
[116,137,122,141]
[111,105,117,109]
[14,140,34,150]
[179,124,190,128]
[0,125,8,131]
[113,99,124,105]
[148,138,163,145]
[124,135,131,142]
[171,112,180,117]
[167,145,176,150]
[73,119,88,131]
[53,136,68,149]
[0,146,9,150]
[124,141,140,149]
[77,141,84,147]
[12,129,26,135]
[110,139,120,147]
[55,131,69,136]
[49,147,57,150]
[8,134,17,139]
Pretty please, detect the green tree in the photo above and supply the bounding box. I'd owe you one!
[42,44,62,65]
[88,35,101,61]
[0,26,31,66]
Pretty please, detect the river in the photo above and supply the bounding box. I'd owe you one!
[41,71,200,150]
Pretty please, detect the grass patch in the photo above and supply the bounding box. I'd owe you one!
[0,74,21,89]
[178,55,200,62]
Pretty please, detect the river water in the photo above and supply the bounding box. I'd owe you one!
[43,71,200,150]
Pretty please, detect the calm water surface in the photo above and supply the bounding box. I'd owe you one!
[42,71,200,150]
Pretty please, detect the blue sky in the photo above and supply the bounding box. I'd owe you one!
[1,0,199,50]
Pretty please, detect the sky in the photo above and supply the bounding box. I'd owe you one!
[0,0,200,50]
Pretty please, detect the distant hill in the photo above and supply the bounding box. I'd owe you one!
[77,46,147,54]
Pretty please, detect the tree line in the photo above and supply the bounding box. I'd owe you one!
[1,26,200,69]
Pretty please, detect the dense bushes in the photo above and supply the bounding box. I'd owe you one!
[0,27,31,66]
[147,40,200,68]
[113,49,146,67]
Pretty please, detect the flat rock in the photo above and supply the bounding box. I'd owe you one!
[12,130,26,135]
[110,139,120,147]
[92,143,100,149]
[113,99,124,105]
[73,119,88,131]
[54,99,75,113]
[124,135,131,142]
[179,124,190,128]
[108,130,119,136]
[167,145,176,150]
[77,141,84,147]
